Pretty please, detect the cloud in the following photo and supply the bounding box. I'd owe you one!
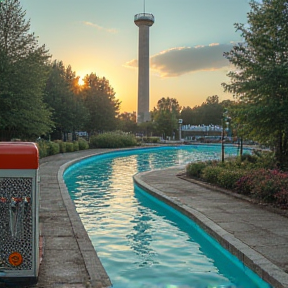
[82,21,117,34]
[125,43,233,77]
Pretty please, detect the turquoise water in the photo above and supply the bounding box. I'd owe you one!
[64,145,272,288]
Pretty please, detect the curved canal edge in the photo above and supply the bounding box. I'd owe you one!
[133,167,288,288]
[58,153,113,288]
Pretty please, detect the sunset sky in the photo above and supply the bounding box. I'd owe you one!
[21,0,251,112]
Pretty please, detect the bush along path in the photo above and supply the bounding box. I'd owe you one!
[185,151,288,210]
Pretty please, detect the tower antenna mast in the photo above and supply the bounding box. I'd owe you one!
[144,0,145,13]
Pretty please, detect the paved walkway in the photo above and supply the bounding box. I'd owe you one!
[134,167,288,288]
[36,149,113,288]
[2,148,288,288]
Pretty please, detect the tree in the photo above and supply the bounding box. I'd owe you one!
[151,97,181,138]
[117,111,138,133]
[181,96,223,126]
[44,60,88,140]
[81,73,121,134]
[0,0,53,140]
[222,0,288,166]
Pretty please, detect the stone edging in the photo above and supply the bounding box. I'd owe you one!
[58,156,112,288]
[133,169,288,288]
[177,172,288,219]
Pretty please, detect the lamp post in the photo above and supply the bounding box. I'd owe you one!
[221,109,230,163]
[178,119,183,140]
[221,117,225,163]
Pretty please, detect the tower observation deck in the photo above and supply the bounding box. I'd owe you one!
[134,13,154,123]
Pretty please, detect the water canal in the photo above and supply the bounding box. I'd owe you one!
[63,145,272,288]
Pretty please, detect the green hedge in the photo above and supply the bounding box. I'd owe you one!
[90,131,137,148]
[142,137,160,144]
[185,151,288,208]
[37,139,89,158]
[78,138,89,150]
[37,140,60,158]
[54,140,67,153]
[186,161,208,178]
[66,142,74,152]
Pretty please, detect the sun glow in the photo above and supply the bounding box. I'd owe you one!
[78,77,85,86]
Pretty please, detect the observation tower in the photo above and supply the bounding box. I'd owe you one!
[134,11,154,123]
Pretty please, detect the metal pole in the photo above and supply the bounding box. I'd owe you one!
[221,117,225,162]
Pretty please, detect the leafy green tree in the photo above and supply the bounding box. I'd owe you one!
[44,60,88,140]
[181,95,223,126]
[0,0,53,140]
[81,73,120,134]
[222,0,288,166]
[117,111,138,133]
[151,97,181,138]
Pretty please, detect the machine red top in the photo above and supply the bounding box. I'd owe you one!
[0,142,39,169]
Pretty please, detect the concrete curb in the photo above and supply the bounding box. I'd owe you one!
[58,157,112,288]
[133,168,288,288]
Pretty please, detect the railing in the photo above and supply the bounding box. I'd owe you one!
[181,125,223,132]
[134,13,154,22]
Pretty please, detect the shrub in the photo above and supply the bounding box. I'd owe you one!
[217,169,247,190]
[66,142,74,152]
[186,161,207,178]
[142,137,160,144]
[54,140,66,153]
[37,140,48,158]
[90,131,137,148]
[235,169,288,206]
[202,166,223,185]
[78,138,89,150]
[47,141,60,156]
[73,141,79,151]
[37,140,59,157]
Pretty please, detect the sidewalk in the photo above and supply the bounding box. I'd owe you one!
[134,166,288,288]
[2,148,288,288]
[36,149,113,288]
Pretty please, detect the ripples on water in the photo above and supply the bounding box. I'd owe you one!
[64,146,271,288]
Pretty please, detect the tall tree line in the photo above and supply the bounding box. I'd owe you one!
[222,0,288,166]
[0,0,52,140]
[0,0,121,141]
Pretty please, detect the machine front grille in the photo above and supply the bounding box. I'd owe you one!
[0,177,33,270]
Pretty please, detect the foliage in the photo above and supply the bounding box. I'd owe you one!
[73,141,79,151]
[216,169,247,190]
[37,140,59,157]
[44,60,88,140]
[78,138,89,150]
[151,97,181,138]
[222,0,288,167]
[81,73,121,134]
[142,137,160,144]
[90,131,137,148]
[47,141,60,155]
[235,169,288,207]
[37,141,49,158]
[186,150,288,208]
[181,96,224,126]
[117,112,138,133]
[65,142,74,152]
[186,161,208,178]
[0,0,53,140]
[201,166,223,185]
[54,140,66,153]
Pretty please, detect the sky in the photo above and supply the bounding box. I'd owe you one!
[20,0,251,113]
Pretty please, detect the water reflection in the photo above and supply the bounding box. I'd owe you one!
[64,146,270,288]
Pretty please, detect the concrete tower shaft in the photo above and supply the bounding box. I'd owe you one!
[134,13,154,123]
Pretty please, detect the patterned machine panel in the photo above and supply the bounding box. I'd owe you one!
[0,177,33,270]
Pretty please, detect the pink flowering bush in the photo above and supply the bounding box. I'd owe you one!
[186,151,288,209]
[235,169,288,208]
